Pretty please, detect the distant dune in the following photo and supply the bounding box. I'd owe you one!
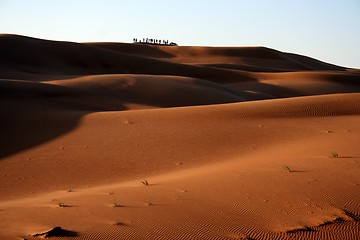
[1,34,359,240]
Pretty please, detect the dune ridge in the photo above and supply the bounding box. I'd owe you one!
[0,34,359,239]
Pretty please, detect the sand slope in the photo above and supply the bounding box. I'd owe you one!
[1,34,360,240]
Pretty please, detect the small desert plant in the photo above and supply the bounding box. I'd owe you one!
[330,152,339,158]
[284,165,293,173]
[145,201,153,206]
[141,180,149,186]
[58,202,68,208]
[112,201,122,208]
[53,199,70,208]
[113,221,123,226]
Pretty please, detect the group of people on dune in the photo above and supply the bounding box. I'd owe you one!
[133,38,178,46]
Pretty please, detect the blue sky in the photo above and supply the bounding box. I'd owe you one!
[0,0,359,68]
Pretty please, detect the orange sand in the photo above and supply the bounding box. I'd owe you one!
[1,34,360,240]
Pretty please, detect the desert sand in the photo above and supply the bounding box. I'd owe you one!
[1,34,360,240]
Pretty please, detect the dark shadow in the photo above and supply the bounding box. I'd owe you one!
[343,209,360,222]
[319,217,346,227]
[0,79,127,159]
[226,80,303,100]
[143,203,170,207]
[201,63,294,72]
[32,227,78,238]
[284,52,346,71]
[86,42,175,59]
[112,222,129,226]
[286,170,307,173]
[112,204,136,209]
[286,226,314,234]
[0,34,256,84]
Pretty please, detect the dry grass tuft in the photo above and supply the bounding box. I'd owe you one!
[141,180,149,186]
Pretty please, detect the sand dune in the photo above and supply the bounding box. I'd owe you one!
[0,34,254,83]
[89,42,346,71]
[0,34,360,239]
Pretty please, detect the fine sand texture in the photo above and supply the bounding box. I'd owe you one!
[1,34,360,240]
